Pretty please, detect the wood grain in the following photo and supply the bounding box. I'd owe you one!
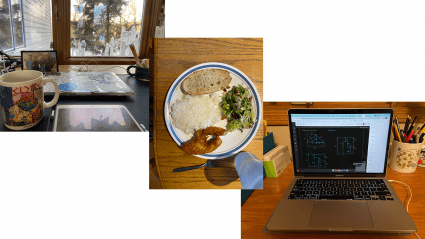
[152,38,263,189]
[241,163,425,239]
[263,102,425,126]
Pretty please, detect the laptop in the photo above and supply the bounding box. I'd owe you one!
[265,108,417,235]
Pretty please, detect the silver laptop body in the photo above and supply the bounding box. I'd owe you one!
[266,108,417,235]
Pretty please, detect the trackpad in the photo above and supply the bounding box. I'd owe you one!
[309,201,374,229]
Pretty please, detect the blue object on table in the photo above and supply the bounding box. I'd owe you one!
[235,152,263,190]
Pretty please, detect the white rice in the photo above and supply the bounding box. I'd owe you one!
[170,94,221,134]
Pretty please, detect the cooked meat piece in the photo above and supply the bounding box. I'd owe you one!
[181,126,228,155]
[202,126,227,136]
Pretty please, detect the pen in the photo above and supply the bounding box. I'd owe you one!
[400,130,405,143]
[404,116,410,133]
[406,116,417,136]
[418,122,425,134]
[413,127,419,142]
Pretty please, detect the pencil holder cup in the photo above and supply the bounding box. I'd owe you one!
[388,140,423,173]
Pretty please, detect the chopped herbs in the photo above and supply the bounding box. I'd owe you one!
[220,85,255,132]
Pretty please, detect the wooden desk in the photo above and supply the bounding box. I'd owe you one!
[242,163,425,238]
[151,38,263,189]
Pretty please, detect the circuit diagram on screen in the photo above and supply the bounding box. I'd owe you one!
[306,153,329,168]
[336,137,356,155]
[306,132,325,149]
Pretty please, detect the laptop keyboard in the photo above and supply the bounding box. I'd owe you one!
[288,179,394,201]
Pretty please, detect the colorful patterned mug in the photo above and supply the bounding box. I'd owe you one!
[0,70,59,130]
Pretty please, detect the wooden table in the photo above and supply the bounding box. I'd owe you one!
[151,38,263,189]
[242,163,425,239]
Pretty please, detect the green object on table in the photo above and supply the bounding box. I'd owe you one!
[264,161,277,177]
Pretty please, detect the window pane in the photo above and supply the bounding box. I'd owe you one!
[0,0,13,50]
[0,0,53,56]
[71,0,143,57]
[22,0,53,51]
[11,0,23,47]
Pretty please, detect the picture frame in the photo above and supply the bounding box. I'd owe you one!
[21,50,59,72]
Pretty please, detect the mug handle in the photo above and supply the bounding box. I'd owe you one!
[43,78,59,108]
[127,65,136,77]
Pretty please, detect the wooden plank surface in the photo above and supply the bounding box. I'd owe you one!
[392,102,425,124]
[152,38,263,189]
[264,102,403,126]
[241,163,425,239]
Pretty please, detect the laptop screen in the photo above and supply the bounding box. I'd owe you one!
[289,111,392,174]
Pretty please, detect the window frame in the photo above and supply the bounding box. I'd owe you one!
[2,0,26,52]
[52,0,162,65]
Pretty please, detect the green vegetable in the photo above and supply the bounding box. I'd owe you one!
[220,84,255,132]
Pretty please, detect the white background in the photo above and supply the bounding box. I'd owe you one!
[168,0,425,102]
[1,133,240,239]
[2,0,425,238]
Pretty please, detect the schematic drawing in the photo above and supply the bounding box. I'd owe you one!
[306,153,328,168]
[337,137,356,155]
[306,133,325,149]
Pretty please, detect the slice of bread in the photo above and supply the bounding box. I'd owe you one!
[182,69,232,95]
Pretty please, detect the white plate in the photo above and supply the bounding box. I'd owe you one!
[164,62,262,159]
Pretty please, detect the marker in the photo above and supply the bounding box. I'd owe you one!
[406,129,415,143]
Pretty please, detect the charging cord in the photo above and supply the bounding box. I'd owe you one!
[66,60,128,73]
[388,180,420,239]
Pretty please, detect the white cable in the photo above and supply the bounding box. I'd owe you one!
[388,180,420,239]
[97,65,128,72]
[63,60,128,73]
[388,180,412,212]
[78,60,98,72]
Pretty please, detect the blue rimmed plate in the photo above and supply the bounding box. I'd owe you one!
[164,62,262,159]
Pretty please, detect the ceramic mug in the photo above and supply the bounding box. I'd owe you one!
[127,65,149,80]
[0,70,59,130]
[388,140,423,173]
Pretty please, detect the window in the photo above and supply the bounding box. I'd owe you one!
[53,0,164,64]
[0,0,53,56]
[0,0,25,51]
[70,0,143,57]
